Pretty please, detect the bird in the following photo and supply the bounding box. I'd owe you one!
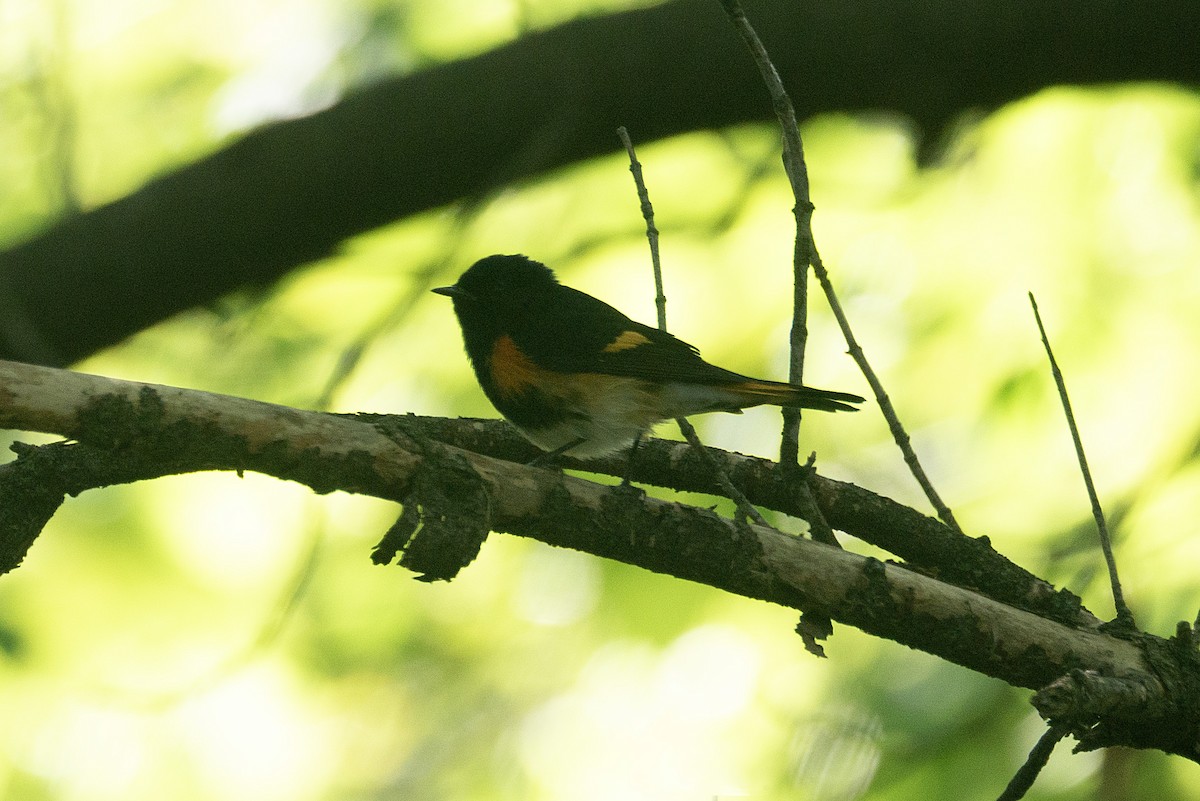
[433,254,863,463]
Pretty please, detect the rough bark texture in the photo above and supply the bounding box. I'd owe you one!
[0,360,1197,760]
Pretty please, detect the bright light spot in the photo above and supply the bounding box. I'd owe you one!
[175,665,333,801]
[211,2,344,132]
[655,625,761,722]
[148,473,310,591]
[513,546,599,626]
[518,627,762,799]
[25,702,148,800]
[408,0,519,60]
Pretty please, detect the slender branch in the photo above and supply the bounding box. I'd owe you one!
[710,0,839,544]
[716,0,964,535]
[652,0,973,655]
[615,127,667,330]
[996,724,1069,801]
[714,0,863,652]
[1029,293,1135,627]
[617,126,770,528]
[0,362,1154,685]
[4,359,1199,761]
[813,258,966,535]
[715,0,811,467]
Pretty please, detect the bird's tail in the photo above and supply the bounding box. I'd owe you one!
[728,379,864,412]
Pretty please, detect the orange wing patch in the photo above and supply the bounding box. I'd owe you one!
[490,334,543,397]
[602,330,652,353]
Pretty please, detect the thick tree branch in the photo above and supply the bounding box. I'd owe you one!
[1,0,1196,364]
[0,359,1197,760]
[378,414,1097,630]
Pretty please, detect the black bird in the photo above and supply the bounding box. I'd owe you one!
[434,254,863,460]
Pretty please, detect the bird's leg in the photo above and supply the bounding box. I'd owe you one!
[526,437,587,468]
[618,432,645,487]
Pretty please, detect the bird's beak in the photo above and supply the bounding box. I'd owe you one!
[431,285,460,298]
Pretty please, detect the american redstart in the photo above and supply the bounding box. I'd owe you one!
[434,254,863,461]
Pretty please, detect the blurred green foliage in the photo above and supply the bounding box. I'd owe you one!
[2,1,1200,800]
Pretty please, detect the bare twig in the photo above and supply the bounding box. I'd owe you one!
[617,126,770,529]
[716,0,964,536]
[996,724,1069,801]
[824,275,967,534]
[677,420,770,528]
[714,0,811,466]
[700,9,849,653]
[1029,292,1135,627]
[616,127,667,329]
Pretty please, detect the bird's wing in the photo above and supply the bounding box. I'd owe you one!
[510,286,749,385]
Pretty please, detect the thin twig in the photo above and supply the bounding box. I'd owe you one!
[715,0,810,466]
[712,1,842,562]
[617,126,769,528]
[705,8,848,654]
[678,419,770,528]
[1029,292,1135,627]
[996,724,1069,801]
[716,0,964,536]
[616,127,667,329]
[817,250,965,534]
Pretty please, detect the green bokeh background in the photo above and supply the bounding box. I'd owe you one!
[2,1,1199,799]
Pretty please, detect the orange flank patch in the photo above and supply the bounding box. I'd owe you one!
[601,330,652,353]
[489,335,543,396]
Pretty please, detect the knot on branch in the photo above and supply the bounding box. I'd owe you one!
[372,448,491,582]
[1033,669,1161,732]
[1033,638,1200,761]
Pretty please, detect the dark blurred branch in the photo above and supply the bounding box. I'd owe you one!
[1,0,1197,364]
